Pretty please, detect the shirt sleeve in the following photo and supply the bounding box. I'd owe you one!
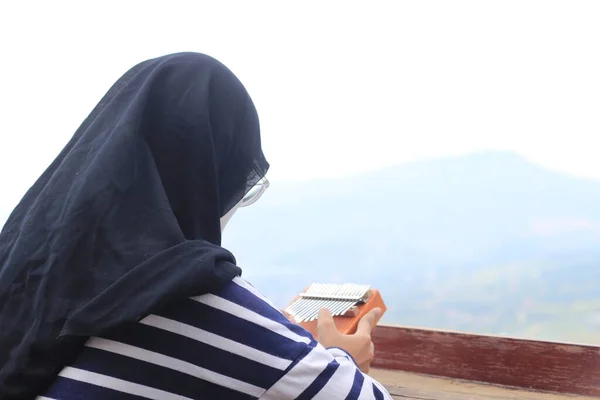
[40,276,392,400]
[259,339,392,400]
[233,279,393,400]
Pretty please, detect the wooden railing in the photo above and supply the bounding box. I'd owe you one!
[371,324,600,397]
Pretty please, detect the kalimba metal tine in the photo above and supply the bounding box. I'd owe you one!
[284,282,372,323]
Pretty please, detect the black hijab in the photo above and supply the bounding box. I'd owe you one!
[0,52,269,398]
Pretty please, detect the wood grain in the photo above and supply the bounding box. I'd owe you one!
[371,325,600,397]
[370,369,598,400]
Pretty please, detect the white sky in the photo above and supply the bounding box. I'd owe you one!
[1,0,599,223]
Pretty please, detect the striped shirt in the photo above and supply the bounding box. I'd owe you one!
[39,277,392,399]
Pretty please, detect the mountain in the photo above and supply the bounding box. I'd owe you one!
[222,151,600,344]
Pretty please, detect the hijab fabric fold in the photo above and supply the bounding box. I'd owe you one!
[0,52,269,398]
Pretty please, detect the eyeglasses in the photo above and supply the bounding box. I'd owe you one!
[239,177,270,207]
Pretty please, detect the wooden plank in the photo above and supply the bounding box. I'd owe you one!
[371,325,600,397]
[371,369,599,400]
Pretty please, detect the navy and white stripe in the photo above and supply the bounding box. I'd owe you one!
[39,277,392,399]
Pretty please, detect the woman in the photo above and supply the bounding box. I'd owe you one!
[0,52,391,399]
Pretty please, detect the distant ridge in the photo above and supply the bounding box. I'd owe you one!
[224,151,600,344]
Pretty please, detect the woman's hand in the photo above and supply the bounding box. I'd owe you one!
[281,309,296,323]
[316,307,382,373]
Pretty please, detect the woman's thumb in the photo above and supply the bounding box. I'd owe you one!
[317,308,337,338]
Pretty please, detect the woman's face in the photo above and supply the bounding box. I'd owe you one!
[220,177,269,232]
[220,201,241,232]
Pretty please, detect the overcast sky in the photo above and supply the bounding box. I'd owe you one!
[1,0,599,224]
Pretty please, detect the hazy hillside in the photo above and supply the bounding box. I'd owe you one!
[223,151,600,344]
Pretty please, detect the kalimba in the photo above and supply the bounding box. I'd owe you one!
[284,283,387,339]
